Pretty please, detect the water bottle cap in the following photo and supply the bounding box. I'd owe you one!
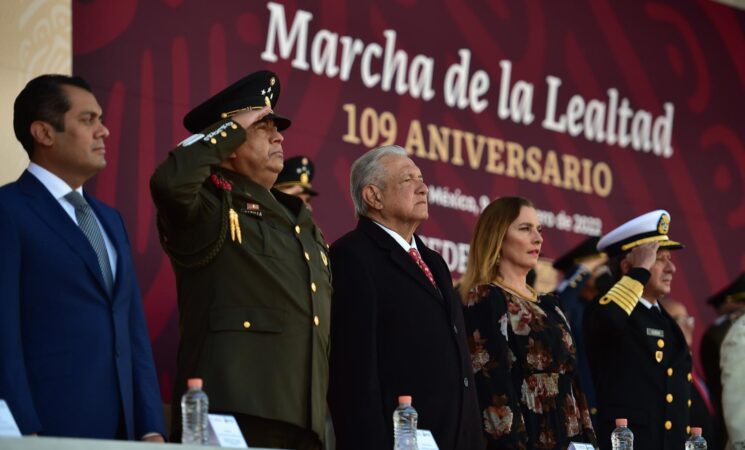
[691,427,702,435]
[615,418,628,426]
[187,378,203,389]
[398,395,412,405]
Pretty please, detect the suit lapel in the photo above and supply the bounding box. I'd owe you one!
[358,218,443,301]
[18,171,111,298]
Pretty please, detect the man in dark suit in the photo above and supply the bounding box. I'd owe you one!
[151,71,331,449]
[0,74,165,440]
[328,145,483,450]
[584,210,691,450]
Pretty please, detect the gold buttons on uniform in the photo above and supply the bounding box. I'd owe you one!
[320,252,328,266]
[243,321,251,329]
[686,426,691,434]
[666,394,673,403]
[665,421,672,430]
[688,372,693,382]
[688,399,692,407]
[220,131,227,137]
[313,315,320,326]
[231,123,238,129]
[655,351,663,363]
[311,282,317,293]
[210,138,217,144]
[304,251,310,261]
[295,225,301,234]
[657,339,665,348]
[667,368,674,376]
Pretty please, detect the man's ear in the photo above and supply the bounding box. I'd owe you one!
[620,256,632,275]
[30,121,54,147]
[362,185,383,211]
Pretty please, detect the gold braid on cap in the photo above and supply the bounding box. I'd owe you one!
[220,104,271,119]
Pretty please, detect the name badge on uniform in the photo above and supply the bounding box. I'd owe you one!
[241,202,263,218]
[647,328,664,337]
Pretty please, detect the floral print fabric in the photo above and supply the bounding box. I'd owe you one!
[463,284,597,449]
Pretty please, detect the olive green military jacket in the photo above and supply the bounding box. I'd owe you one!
[150,119,332,441]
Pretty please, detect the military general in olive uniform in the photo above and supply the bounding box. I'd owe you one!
[584,210,691,450]
[150,71,331,449]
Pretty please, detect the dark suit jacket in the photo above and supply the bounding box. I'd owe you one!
[584,268,691,450]
[328,217,483,450]
[0,171,165,439]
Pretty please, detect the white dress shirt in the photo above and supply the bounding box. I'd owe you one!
[27,162,118,278]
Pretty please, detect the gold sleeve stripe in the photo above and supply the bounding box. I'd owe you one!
[600,276,644,316]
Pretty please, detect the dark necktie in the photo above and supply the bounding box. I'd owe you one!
[65,191,114,295]
[408,248,436,287]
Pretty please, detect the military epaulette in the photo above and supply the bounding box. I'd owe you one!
[598,275,644,315]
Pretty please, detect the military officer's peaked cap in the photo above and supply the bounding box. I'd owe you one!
[183,70,291,133]
[597,209,683,258]
[553,236,602,272]
[707,273,745,307]
[274,155,318,196]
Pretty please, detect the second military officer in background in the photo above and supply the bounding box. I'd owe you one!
[150,71,331,450]
[274,155,318,212]
[584,210,691,450]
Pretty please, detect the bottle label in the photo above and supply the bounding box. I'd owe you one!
[417,429,440,450]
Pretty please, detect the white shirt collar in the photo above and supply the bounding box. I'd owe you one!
[372,220,419,252]
[639,297,660,310]
[27,162,83,198]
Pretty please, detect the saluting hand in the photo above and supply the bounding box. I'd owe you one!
[626,241,659,270]
[231,105,272,130]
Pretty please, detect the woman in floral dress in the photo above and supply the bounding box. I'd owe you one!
[459,197,597,450]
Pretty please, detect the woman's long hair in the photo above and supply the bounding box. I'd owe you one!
[459,196,534,300]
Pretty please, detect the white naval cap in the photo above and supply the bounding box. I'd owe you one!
[597,209,684,258]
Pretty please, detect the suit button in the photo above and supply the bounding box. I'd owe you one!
[688,399,692,407]
[311,282,317,293]
[667,368,673,376]
[295,225,301,234]
[243,321,251,329]
[688,372,693,382]
[304,251,310,261]
[657,339,665,348]
[686,425,691,434]
[666,394,673,403]
[665,420,672,430]
[313,316,320,327]
[453,325,458,334]
[463,377,469,387]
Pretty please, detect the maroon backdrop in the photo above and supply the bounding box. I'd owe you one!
[73,0,745,401]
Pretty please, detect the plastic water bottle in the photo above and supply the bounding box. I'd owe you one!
[685,427,707,450]
[393,395,418,450]
[181,378,209,445]
[611,418,633,450]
